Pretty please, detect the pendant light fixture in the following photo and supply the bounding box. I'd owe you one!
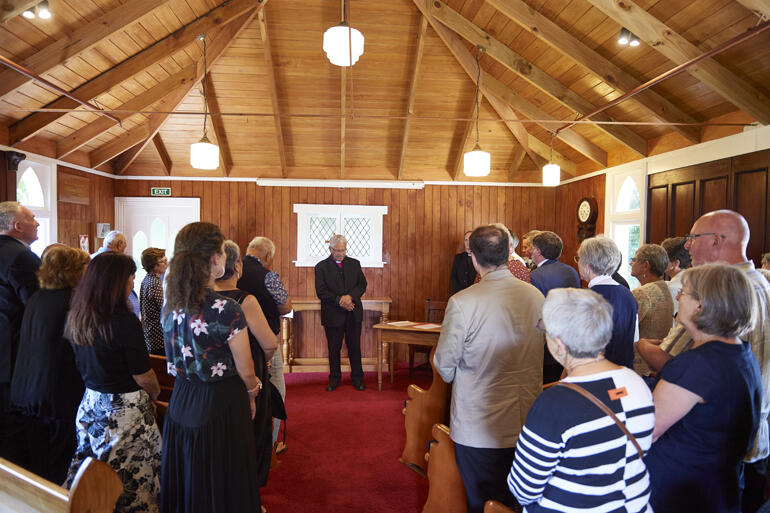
[323,0,365,67]
[464,45,490,177]
[542,133,560,186]
[190,34,219,170]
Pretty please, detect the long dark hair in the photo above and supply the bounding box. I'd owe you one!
[165,222,224,314]
[66,252,136,347]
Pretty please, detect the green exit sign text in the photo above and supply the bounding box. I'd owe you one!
[151,187,171,197]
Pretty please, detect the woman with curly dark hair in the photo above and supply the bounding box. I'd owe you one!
[10,244,89,483]
[65,252,161,512]
[160,222,262,513]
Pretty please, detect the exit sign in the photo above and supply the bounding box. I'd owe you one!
[151,187,171,197]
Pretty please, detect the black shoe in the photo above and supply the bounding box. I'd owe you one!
[326,380,340,392]
[352,381,366,391]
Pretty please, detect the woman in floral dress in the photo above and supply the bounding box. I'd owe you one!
[160,222,262,513]
[65,252,162,513]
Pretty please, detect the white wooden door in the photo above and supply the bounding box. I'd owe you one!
[115,197,200,293]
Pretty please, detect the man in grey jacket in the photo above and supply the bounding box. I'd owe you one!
[433,224,545,513]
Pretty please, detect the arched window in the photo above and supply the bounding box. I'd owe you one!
[15,160,55,257]
[606,167,647,289]
[133,231,148,295]
[616,176,641,212]
[17,167,45,208]
[150,218,167,248]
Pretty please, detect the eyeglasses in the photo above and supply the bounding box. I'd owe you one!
[573,255,580,263]
[684,232,724,241]
[677,289,698,300]
[629,257,638,263]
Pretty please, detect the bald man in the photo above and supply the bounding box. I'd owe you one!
[638,210,770,513]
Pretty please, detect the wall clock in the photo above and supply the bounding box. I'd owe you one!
[577,197,598,242]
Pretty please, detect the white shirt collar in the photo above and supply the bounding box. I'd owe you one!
[536,258,549,268]
[588,274,618,288]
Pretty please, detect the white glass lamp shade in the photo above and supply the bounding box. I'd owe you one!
[463,145,491,177]
[323,23,365,67]
[190,136,220,170]
[542,163,561,186]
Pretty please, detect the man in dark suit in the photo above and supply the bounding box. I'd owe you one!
[528,231,580,383]
[450,230,475,294]
[0,201,41,461]
[315,234,367,391]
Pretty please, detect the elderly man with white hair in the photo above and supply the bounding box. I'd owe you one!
[90,230,140,319]
[315,234,368,391]
[0,201,41,463]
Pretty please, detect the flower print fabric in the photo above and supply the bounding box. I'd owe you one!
[162,290,247,382]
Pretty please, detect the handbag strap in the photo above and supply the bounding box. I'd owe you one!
[556,381,644,459]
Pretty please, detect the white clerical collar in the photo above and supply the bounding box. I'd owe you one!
[588,275,618,288]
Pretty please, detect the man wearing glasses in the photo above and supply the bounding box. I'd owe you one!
[637,209,770,513]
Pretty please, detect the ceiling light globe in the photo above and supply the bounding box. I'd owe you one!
[22,9,35,18]
[542,163,560,186]
[323,23,365,67]
[463,146,491,177]
[38,1,51,19]
[190,137,220,170]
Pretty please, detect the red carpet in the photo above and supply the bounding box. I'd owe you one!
[261,367,433,513]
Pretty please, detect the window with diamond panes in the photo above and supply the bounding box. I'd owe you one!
[294,203,387,267]
[310,217,338,257]
[343,217,371,257]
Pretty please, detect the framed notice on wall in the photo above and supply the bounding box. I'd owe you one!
[79,235,89,252]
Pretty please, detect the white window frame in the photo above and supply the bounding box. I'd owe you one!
[16,158,56,257]
[294,203,387,268]
[605,162,647,287]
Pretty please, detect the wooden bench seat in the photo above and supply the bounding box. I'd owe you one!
[0,456,121,513]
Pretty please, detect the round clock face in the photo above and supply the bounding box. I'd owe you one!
[578,200,592,223]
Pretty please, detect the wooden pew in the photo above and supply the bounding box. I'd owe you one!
[484,500,517,513]
[400,344,449,476]
[0,456,122,513]
[149,354,174,403]
[422,424,466,513]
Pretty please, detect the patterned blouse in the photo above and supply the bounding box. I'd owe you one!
[632,280,674,376]
[162,290,247,382]
[140,273,164,355]
[474,258,531,284]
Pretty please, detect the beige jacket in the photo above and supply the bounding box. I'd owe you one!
[433,268,545,448]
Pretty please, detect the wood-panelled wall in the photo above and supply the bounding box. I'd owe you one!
[647,149,770,267]
[111,176,604,363]
[57,166,114,253]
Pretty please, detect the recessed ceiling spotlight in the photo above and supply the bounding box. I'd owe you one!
[38,1,51,19]
[629,34,640,47]
[618,28,630,45]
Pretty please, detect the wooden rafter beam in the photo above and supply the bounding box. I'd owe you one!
[90,124,150,168]
[398,15,428,180]
[257,8,288,177]
[57,65,197,159]
[204,72,233,176]
[0,1,37,24]
[737,0,770,18]
[0,0,169,100]
[152,134,172,176]
[103,10,259,175]
[508,145,526,182]
[9,0,261,146]
[585,0,770,125]
[486,0,700,144]
[415,0,597,168]
[430,0,646,157]
[452,99,480,180]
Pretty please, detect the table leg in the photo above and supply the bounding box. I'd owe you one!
[390,341,395,385]
[377,331,383,392]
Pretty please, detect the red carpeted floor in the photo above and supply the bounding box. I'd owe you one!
[261,366,434,513]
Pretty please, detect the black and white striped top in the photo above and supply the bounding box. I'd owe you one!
[508,367,655,513]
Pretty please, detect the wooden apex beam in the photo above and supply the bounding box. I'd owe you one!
[56,64,197,159]
[108,10,258,175]
[585,0,770,125]
[152,134,172,176]
[0,0,170,100]
[429,0,646,157]
[204,73,233,176]
[398,15,428,180]
[9,0,264,145]
[257,8,287,178]
[508,145,526,182]
[485,0,700,144]
[90,124,150,168]
[0,1,37,24]
[737,0,770,19]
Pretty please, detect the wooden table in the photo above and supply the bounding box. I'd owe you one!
[281,297,392,371]
[372,322,441,392]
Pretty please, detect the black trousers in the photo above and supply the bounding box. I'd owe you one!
[324,314,363,382]
[454,442,518,513]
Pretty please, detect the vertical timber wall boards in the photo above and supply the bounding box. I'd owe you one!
[647,149,770,267]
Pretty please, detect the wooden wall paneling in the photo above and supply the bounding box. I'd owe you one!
[647,186,669,244]
[671,182,696,239]
[699,177,729,215]
[733,168,767,266]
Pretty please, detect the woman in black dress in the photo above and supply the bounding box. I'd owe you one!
[140,247,168,355]
[65,252,162,512]
[10,244,89,483]
[161,222,263,513]
[213,240,277,497]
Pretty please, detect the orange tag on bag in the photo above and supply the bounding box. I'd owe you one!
[608,387,628,400]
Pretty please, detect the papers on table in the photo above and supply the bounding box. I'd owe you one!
[388,320,418,327]
[411,323,441,330]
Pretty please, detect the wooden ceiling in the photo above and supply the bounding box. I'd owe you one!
[0,0,768,183]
